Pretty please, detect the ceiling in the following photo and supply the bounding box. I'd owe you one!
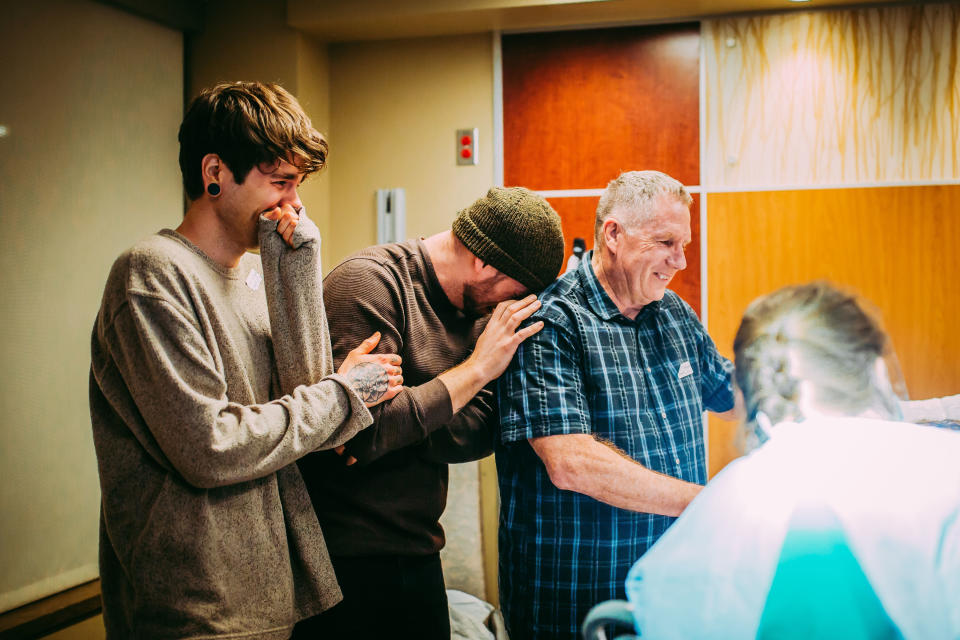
[287,0,915,42]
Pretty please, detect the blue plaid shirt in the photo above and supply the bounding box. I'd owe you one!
[496,252,734,640]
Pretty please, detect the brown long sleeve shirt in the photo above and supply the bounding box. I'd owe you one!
[299,239,497,557]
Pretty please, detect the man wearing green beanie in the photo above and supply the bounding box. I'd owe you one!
[292,186,565,640]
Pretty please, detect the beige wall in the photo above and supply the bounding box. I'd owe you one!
[0,0,182,612]
[326,35,497,598]
[326,33,495,266]
[187,0,334,269]
[296,37,334,268]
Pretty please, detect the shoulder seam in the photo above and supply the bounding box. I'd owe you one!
[124,289,202,331]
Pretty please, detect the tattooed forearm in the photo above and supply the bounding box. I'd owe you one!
[346,362,389,404]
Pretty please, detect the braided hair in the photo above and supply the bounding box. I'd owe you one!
[733,282,900,450]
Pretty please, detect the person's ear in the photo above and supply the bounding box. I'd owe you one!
[871,356,904,420]
[601,218,624,253]
[872,356,891,388]
[474,255,503,278]
[201,154,223,197]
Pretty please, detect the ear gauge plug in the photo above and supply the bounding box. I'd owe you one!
[207,182,221,197]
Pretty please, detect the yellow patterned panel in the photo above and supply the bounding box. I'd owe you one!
[704,4,960,187]
[705,185,960,476]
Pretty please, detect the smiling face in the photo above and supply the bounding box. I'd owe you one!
[612,195,691,310]
[215,156,306,251]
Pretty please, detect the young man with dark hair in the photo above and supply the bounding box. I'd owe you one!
[89,81,401,639]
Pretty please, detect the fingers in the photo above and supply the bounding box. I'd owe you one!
[381,378,404,403]
[276,215,292,237]
[509,297,541,325]
[512,293,539,309]
[492,294,535,320]
[515,320,545,342]
[354,352,402,370]
[351,332,382,355]
[333,445,357,466]
[494,295,540,322]
[370,354,401,368]
[265,205,300,245]
[276,209,299,246]
[264,205,299,222]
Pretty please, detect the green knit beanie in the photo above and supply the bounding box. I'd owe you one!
[452,186,565,292]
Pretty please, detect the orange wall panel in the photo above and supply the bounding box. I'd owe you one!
[547,196,598,265]
[503,24,700,190]
[706,185,960,475]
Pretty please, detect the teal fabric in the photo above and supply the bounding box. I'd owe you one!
[622,418,960,639]
[757,505,901,640]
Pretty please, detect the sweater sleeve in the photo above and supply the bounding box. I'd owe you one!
[96,290,368,490]
[257,211,372,443]
[323,256,455,465]
[418,385,497,464]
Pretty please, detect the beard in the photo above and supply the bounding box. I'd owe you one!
[461,282,498,316]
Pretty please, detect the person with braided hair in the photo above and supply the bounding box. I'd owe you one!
[620,281,960,639]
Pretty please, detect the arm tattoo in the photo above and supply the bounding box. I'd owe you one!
[346,362,389,403]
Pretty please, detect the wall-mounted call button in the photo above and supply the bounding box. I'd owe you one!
[456,128,478,166]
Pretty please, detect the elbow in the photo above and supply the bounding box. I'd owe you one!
[543,457,579,492]
[160,406,281,489]
[176,459,228,489]
[530,435,587,493]
[169,438,245,489]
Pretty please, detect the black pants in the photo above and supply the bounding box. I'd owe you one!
[291,552,450,640]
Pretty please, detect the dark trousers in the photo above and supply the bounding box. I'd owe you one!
[291,552,450,640]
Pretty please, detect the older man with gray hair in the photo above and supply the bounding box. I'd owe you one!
[496,170,741,640]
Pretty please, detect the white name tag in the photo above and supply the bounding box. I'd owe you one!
[678,361,693,379]
[245,269,263,291]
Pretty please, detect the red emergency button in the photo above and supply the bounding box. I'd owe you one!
[456,128,477,165]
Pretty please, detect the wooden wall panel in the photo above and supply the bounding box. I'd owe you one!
[706,185,960,475]
[547,194,701,315]
[548,196,598,265]
[704,5,960,188]
[503,24,700,190]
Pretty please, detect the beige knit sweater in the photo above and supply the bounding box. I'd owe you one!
[89,213,370,639]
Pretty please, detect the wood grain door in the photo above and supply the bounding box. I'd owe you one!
[503,23,702,311]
